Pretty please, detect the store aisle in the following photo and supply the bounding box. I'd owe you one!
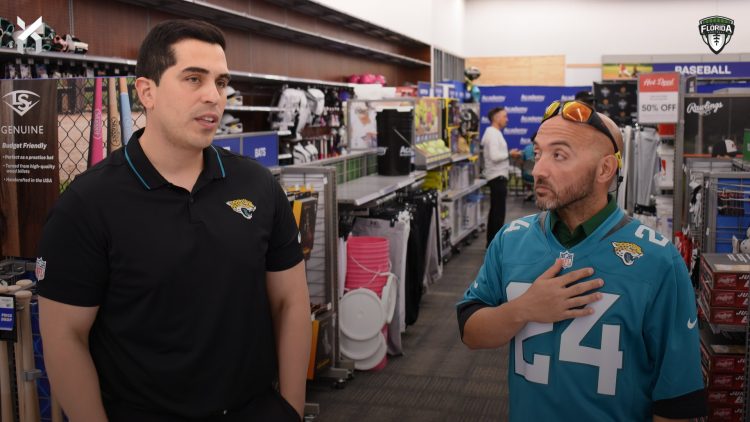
[308,196,538,422]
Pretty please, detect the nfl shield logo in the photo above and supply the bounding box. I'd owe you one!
[35,257,46,281]
[559,251,574,269]
[699,16,734,54]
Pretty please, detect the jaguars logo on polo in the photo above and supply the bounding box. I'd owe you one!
[612,241,644,266]
[226,199,256,220]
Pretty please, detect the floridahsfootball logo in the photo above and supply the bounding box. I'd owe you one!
[612,242,643,266]
[699,16,734,54]
[226,199,256,220]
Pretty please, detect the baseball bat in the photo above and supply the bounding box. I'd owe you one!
[0,341,12,422]
[12,290,30,422]
[50,395,62,422]
[15,290,37,422]
[88,78,104,167]
[119,78,133,144]
[107,78,121,154]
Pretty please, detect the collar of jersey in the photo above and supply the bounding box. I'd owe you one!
[124,128,227,190]
[549,195,617,247]
[543,205,625,258]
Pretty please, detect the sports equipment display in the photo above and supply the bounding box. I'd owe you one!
[107,78,121,153]
[118,78,133,144]
[88,78,104,167]
[460,209,703,421]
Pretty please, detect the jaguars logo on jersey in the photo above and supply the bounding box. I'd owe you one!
[226,199,256,220]
[612,241,643,266]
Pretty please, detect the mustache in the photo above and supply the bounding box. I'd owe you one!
[534,178,553,189]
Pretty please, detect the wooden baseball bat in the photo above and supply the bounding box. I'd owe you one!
[88,78,104,167]
[12,290,30,422]
[50,395,62,422]
[119,78,133,144]
[107,78,121,154]
[16,290,37,422]
[0,337,13,422]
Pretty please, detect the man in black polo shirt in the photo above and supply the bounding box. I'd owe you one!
[37,20,310,421]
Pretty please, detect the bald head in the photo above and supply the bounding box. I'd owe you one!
[534,111,622,199]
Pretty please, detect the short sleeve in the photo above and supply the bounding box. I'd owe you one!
[265,179,304,272]
[644,253,705,404]
[458,230,507,308]
[36,188,108,307]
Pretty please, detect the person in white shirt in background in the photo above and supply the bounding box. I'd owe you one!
[482,106,510,247]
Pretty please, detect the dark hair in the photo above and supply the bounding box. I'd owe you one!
[488,107,505,122]
[136,19,226,85]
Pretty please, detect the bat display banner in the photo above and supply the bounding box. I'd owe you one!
[1,77,140,260]
[0,79,59,259]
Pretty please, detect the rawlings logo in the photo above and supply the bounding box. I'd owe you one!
[612,242,644,266]
[226,199,256,220]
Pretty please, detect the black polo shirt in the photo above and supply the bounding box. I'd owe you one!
[37,128,304,417]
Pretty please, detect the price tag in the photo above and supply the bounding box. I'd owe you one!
[0,295,16,341]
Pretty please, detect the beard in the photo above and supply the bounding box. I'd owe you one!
[535,166,597,211]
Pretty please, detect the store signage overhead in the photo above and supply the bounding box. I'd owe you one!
[652,62,750,78]
[637,72,680,124]
[479,85,588,150]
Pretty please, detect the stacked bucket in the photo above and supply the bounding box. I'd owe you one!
[339,236,396,370]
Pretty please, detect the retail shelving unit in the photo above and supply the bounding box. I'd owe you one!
[115,0,429,68]
[279,166,352,386]
[442,178,486,247]
[337,171,427,207]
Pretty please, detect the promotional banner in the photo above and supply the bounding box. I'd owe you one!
[1,77,141,259]
[479,85,589,150]
[637,72,680,124]
[1,79,58,258]
[602,64,654,80]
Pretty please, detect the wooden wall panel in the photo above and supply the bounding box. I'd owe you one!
[224,28,253,70]
[5,0,431,86]
[249,0,286,23]
[466,56,565,86]
[72,0,153,58]
[210,0,251,14]
[248,34,289,76]
[1,0,71,36]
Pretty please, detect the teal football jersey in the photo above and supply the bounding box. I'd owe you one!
[459,207,704,421]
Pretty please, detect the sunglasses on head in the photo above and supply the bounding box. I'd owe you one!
[542,100,622,169]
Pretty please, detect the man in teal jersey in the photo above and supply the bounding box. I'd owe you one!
[457,101,706,421]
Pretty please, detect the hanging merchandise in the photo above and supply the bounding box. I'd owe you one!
[632,127,661,208]
[0,17,13,49]
[464,66,481,103]
[376,109,412,176]
[351,217,410,355]
[271,88,310,140]
[290,191,319,260]
[225,85,243,106]
[594,81,637,126]
[49,33,88,54]
[306,88,325,119]
[219,113,243,134]
[293,143,312,164]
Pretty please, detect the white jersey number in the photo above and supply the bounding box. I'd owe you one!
[506,282,622,395]
[634,225,669,247]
